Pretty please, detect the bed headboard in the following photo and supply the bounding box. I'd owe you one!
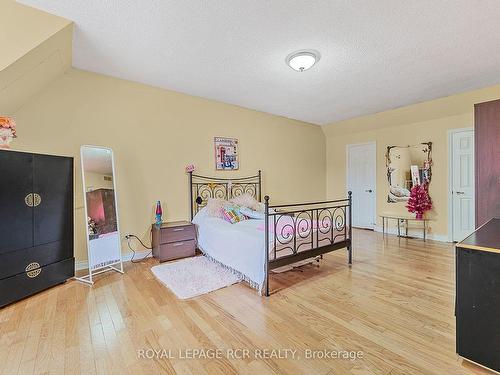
[189,171,262,220]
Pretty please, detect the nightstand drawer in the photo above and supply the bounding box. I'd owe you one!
[158,240,196,261]
[161,225,196,243]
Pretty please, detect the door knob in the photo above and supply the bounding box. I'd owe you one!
[365,189,373,193]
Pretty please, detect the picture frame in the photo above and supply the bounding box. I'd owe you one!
[214,137,239,170]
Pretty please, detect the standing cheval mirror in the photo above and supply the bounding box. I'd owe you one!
[76,146,123,285]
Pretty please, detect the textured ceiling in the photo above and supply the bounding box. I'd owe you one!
[17,0,500,125]
[82,147,113,175]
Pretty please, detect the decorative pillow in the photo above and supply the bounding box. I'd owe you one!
[230,193,261,212]
[221,204,247,224]
[239,206,265,220]
[205,198,227,218]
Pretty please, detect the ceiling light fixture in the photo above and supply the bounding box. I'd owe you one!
[286,50,320,72]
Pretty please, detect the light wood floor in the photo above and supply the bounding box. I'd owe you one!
[0,229,492,375]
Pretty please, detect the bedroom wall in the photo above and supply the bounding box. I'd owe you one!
[323,84,500,241]
[6,68,326,263]
[84,172,114,191]
[0,1,72,114]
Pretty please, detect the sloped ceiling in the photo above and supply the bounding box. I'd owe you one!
[0,1,72,114]
[14,0,500,125]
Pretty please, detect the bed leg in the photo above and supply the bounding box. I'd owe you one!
[348,244,353,265]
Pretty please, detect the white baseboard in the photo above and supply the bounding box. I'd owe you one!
[75,249,153,271]
[373,225,450,243]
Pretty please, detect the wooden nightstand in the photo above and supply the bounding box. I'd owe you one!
[151,221,196,262]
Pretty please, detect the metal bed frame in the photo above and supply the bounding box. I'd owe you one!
[189,171,352,296]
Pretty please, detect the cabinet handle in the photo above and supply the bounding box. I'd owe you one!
[173,228,185,232]
[172,242,184,247]
[455,191,465,195]
[33,193,42,207]
[25,193,34,207]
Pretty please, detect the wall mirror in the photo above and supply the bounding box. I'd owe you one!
[76,146,123,285]
[386,142,432,203]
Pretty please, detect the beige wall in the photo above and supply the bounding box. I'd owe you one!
[0,1,72,115]
[9,68,326,262]
[0,0,71,71]
[84,172,114,191]
[323,84,500,240]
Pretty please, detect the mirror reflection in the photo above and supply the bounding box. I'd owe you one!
[81,146,121,269]
[386,142,432,203]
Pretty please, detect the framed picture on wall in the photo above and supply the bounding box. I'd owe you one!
[214,137,239,170]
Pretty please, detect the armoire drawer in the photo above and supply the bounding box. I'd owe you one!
[0,240,72,280]
[0,257,74,308]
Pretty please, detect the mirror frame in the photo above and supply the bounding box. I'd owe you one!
[76,145,124,285]
[385,142,433,202]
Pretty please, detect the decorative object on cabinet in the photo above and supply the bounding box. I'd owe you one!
[474,99,500,227]
[76,145,123,285]
[385,142,432,203]
[0,116,17,149]
[155,200,163,226]
[0,149,74,307]
[214,137,239,170]
[152,221,196,262]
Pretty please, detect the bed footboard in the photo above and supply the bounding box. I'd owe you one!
[264,192,352,296]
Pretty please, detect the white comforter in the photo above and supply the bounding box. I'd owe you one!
[193,210,267,293]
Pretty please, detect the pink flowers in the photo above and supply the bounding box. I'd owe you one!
[0,116,16,149]
[0,116,16,138]
[185,164,195,173]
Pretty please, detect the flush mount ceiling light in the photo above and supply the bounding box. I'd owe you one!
[286,50,320,72]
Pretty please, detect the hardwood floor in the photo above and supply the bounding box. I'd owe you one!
[0,229,492,375]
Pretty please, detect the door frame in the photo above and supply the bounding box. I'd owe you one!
[346,141,377,229]
[447,127,475,242]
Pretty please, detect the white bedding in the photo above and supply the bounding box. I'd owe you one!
[193,210,267,293]
[192,207,346,294]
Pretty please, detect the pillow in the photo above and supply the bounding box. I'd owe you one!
[221,204,247,224]
[205,198,227,218]
[239,206,265,220]
[192,206,209,225]
[230,193,261,211]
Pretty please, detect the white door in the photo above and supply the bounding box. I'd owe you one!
[347,143,376,229]
[451,130,475,241]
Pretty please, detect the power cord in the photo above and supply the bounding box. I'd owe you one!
[125,230,153,263]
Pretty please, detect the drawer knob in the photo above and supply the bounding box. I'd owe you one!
[172,242,184,247]
[173,228,185,232]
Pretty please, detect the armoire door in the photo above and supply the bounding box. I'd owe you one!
[33,154,73,250]
[475,99,500,227]
[0,151,33,254]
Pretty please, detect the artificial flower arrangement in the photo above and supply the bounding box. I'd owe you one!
[0,116,17,149]
[406,183,432,219]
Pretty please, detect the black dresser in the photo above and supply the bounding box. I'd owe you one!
[456,218,500,372]
[0,150,74,308]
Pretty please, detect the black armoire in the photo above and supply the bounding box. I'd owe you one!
[0,150,74,307]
